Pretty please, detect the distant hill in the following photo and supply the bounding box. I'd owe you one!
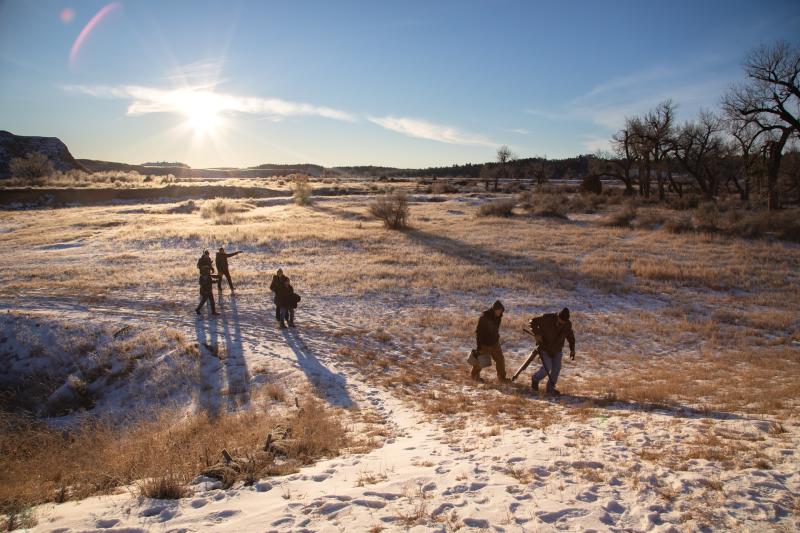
[0,130,85,178]
[141,161,190,168]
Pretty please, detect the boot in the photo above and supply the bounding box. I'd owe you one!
[279,321,287,329]
[531,378,539,392]
[196,308,201,315]
[546,386,561,396]
[288,320,296,328]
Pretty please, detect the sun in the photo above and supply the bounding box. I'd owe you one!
[180,92,224,136]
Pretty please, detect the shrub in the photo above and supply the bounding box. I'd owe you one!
[570,193,605,213]
[200,198,253,224]
[634,209,667,229]
[431,181,458,194]
[138,473,190,500]
[520,191,569,219]
[665,214,694,233]
[477,198,516,217]
[369,192,409,229]
[292,174,313,205]
[602,204,637,227]
[580,174,602,194]
[693,202,721,232]
[669,193,701,210]
[9,152,53,182]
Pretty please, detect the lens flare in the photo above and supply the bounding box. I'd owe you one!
[60,8,75,24]
[69,3,120,67]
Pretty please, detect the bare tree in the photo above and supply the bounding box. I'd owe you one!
[722,40,800,209]
[494,145,515,192]
[605,127,639,195]
[672,111,728,199]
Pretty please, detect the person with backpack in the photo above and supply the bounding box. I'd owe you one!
[275,277,298,328]
[471,300,508,383]
[269,268,288,321]
[529,307,576,396]
[215,247,243,293]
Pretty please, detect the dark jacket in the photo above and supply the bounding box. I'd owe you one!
[197,254,214,273]
[215,251,241,272]
[270,274,288,293]
[275,281,295,308]
[476,308,502,348]
[199,271,220,296]
[530,313,575,355]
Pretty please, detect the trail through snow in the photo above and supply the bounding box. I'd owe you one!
[3,290,798,532]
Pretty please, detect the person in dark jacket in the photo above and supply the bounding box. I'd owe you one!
[269,268,288,321]
[529,307,576,395]
[471,300,508,383]
[197,250,214,274]
[196,269,221,316]
[215,247,243,292]
[275,277,296,328]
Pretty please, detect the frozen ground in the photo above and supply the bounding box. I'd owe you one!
[1,195,798,532]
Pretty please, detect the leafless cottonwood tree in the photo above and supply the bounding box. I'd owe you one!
[494,145,515,191]
[723,40,800,209]
[672,111,729,200]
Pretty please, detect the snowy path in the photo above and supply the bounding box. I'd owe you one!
[3,293,799,532]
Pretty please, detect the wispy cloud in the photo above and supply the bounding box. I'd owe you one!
[63,84,357,122]
[505,128,529,135]
[367,115,496,147]
[525,60,731,131]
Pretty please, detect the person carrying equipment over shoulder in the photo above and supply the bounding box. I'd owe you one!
[471,300,509,383]
[529,307,576,396]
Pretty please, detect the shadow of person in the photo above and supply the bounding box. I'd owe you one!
[281,329,355,409]
[194,313,222,417]
[219,292,250,409]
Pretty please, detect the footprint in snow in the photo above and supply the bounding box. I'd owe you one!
[95,518,120,528]
[463,518,491,528]
[191,498,209,508]
[271,516,294,527]
[204,509,240,523]
[536,508,590,524]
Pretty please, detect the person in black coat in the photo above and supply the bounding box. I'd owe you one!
[275,277,297,328]
[197,250,214,273]
[215,247,242,292]
[269,268,288,321]
[196,269,221,316]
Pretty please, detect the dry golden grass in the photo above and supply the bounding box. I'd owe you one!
[0,396,352,511]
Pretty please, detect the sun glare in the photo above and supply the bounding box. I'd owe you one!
[180,91,224,136]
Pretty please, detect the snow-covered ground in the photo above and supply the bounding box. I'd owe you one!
[1,196,799,532]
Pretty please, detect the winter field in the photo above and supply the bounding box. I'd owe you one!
[1,192,798,532]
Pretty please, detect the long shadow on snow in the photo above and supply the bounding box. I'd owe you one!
[281,329,355,409]
[193,313,223,417]
[496,382,747,421]
[218,292,251,409]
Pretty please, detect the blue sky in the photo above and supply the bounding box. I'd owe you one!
[1,0,799,168]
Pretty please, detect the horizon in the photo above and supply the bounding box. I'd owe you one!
[1,0,799,168]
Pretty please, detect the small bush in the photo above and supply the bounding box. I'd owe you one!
[635,209,667,229]
[580,175,602,194]
[369,192,409,229]
[665,214,694,233]
[200,198,253,224]
[431,181,458,194]
[477,198,515,217]
[693,203,721,232]
[669,193,701,210]
[9,152,53,182]
[602,204,637,227]
[138,474,190,500]
[520,191,569,219]
[570,193,605,213]
[292,174,313,205]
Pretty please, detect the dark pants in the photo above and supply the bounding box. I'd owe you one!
[196,291,217,314]
[217,269,234,291]
[279,306,294,325]
[274,297,280,320]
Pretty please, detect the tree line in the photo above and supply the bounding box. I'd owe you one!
[590,40,799,210]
